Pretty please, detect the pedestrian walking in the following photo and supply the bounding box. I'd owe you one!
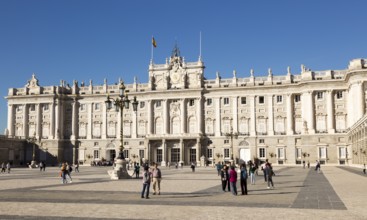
[302,161,306,169]
[261,160,267,182]
[141,166,151,199]
[75,163,79,172]
[220,165,230,192]
[229,166,238,196]
[315,160,321,172]
[43,161,46,171]
[66,163,73,183]
[216,163,222,176]
[1,162,5,173]
[240,163,248,195]
[6,162,11,173]
[190,162,195,172]
[363,164,366,174]
[152,163,162,195]
[307,161,310,168]
[265,162,274,189]
[250,165,256,185]
[60,163,67,184]
[39,161,43,171]
[134,163,140,178]
[167,161,170,169]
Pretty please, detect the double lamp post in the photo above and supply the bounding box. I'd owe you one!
[105,80,138,179]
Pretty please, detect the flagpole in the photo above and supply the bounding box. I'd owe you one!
[151,36,154,62]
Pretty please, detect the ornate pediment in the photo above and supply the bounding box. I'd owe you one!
[26,73,40,88]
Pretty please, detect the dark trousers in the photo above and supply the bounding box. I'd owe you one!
[240,178,248,195]
[263,171,267,181]
[141,183,150,198]
[221,180,230,191]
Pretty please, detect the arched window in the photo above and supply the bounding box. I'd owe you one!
[239,118,249,134]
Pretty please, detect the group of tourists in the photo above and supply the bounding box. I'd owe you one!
[141,162,162,199]
[219,159,275,196]
[1,162,11,173]
[59,162,79,184]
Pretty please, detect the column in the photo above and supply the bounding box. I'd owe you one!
[7,104,14,136]
[132,106,137,138]
[358,81,365,120]
[286,94,294,135]
[50,102,55,139]
[71,100,78,140]
[181,99,186,133]
[215,98,221,136]
[196,137,201,164]
[268,95,274,135]
[326,90,335,134]
[87,103,92,139]
[302,91,315,134]
[232,97,238,133]
[179,138,184,163]
[23,104,28,138]
[36,104,42,139]
[163,100,169,134]
[196,97,203,133]
[249,96,256,136]
[102,100,107,139]
[55,100,60,139]
[161,139,166,166]
[147,100,152,134]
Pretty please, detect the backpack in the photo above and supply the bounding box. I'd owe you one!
[156,168,161,178]
[69,166,73,172]
[242,169,248,179]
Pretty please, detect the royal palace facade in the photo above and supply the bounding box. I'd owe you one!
[5,47,367,166]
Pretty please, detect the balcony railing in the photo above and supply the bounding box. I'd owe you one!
[107,135,116,138]
[238,132,249,136]
[92,135,101,139]
[274,132,286,135]
[79,136,87,139]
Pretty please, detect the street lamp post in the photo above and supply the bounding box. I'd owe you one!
[105,80,138,180]
[27,132,37,168]
[225,126,238,166]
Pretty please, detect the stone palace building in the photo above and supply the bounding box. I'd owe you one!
[5,46,367,166]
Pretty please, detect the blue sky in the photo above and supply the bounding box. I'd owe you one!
[0,0,367,133]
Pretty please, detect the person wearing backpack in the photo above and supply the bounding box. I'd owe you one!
[141,166,152,199]
[152,162,162,195]
[240,163,248,195]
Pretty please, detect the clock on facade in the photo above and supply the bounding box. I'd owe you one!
[171,73,180,83]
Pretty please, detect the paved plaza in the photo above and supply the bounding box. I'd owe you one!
[0,165,366,220]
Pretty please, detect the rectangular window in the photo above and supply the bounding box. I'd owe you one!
[224,97,229,105]
[123,141,129,146]
[17,105,23,112]
[140,101,145,108]
[171,148,180,163]
[207,98,212,106]
[80,104,86,111]
[123,149,129,159]
[278,148,284,159]
[296,148,302,159]
[295,95,301,102]
[259,96,264,104]
[139,149,145,159]
[43,104,49,111]
[276,95,283,103]
[319,147,327,159]
[224,140,229,144]
[189,99,195,106]
[224,149,230,158]
[241,97,246,105]
[336,91,343,99]
[259,139,265,144]
[139,141,144,145]
[190,148,196,163]
[95,103,100,111]
[339,147,346,159]
[157,149,162,163]
[259,148,266,158]
[30,104,35,111]
[317,92,323,100]
[93,150,99,159]
[156,100,161,107]
[207,148,213,158]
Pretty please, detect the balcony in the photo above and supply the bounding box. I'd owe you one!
[79,136,87,139]
[107,135,116,139]
[238,132,249,136]
[92,135,101,139]
[137,134,146,138]
[315,130,327,134]
[274,132,286,135]
[205,133,215,137]
[257,132,267,135]
[335,129,346,133]
[123,135,131,138]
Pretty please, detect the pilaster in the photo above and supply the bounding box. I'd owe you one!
[286,94,294,135]
[326,90,335,134]
[268,95,274,135]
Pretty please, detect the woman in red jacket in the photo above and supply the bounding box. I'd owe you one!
[229,166,238,196]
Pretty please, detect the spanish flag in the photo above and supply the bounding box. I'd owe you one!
[152,37,157,48]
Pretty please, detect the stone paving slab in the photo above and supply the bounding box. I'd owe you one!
[0,166,366,219]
